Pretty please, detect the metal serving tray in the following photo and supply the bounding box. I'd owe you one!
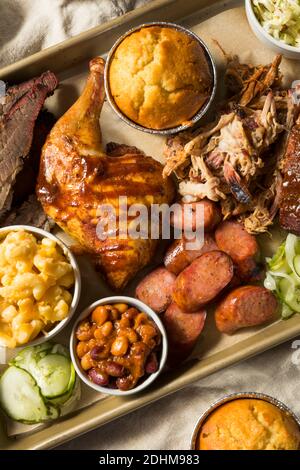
[1,0,300,450]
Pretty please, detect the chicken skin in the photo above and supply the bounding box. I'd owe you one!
[37,57,175,290]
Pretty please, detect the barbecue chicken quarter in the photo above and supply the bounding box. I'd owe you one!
[37,57,175,290]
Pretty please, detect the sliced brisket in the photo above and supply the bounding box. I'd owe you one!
[12,110,56,207]
[0,71,58,218]
[0,194,54,231]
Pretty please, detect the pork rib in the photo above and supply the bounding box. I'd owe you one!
[279,117,300,235]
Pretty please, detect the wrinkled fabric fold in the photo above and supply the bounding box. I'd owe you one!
[0,0,148,68]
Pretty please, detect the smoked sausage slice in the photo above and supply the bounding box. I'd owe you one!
[173,250,234,312]
[164,234,218,275]
[215,221,260,281]
[215,285,278,334]
[171,200,221,232]
[215,221,258,262]
[135,267,176,314]
[163,302,206,366]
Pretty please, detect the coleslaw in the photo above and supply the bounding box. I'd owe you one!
[252,0,300,48]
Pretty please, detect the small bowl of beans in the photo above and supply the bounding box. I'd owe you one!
[70,296,168,395]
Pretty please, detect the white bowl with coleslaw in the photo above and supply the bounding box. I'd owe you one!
[245,0,300,60]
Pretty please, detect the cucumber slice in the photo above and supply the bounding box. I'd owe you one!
[278,278,300,313]
[50,344,69,357]
[49,375,79,407]
[11,343,74,399]
[11,343,52,369]
[67,362,76,392]
[0,366,49,424]
[47,404,60,420]
[34,354,73,398]
[49,388,73,406]
[43,351,76,402]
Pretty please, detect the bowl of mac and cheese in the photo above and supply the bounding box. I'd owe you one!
[0,226,81,349]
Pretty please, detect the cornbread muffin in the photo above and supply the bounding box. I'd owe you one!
[108,26,212,129]
[198,399,300,450]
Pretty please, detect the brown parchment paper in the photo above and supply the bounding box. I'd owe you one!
[4,4,300,437]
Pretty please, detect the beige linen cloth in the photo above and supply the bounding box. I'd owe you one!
[1,0,300,450]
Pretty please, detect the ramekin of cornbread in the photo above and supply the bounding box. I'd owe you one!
[191,393,300,450]
[104,22,216,134]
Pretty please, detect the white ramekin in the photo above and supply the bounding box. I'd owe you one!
[0,225,81,350]
[245,0,300,60]
[70,296,168,396]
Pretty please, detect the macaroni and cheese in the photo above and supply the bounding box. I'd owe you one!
[0,230,74,348]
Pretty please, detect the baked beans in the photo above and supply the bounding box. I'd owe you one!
[75,303,161,391]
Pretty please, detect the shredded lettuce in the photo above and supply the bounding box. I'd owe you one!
[267,243,285,270]
[285,233,300,282]
[264,233,300,318]
[281,302,294,319]
[252,0,300,47]
[264,271,277,290]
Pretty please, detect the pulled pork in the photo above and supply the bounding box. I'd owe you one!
[163,54,299,234]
